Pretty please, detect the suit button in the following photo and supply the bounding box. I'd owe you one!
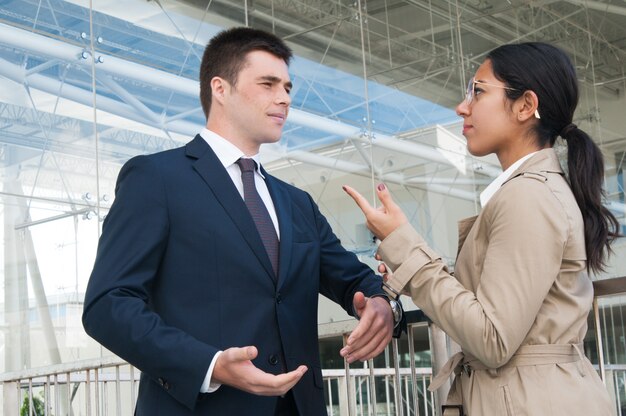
[157,377,170,390]
[276,293,282,304]
[268,354,279,366]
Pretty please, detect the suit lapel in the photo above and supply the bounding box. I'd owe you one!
[263,168,293,289]
[186,136,276,282]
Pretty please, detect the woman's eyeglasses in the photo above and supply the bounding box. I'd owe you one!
[464,77,518,105]
[464,77,541,118]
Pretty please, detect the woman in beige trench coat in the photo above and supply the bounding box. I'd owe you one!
[343,43,619,415]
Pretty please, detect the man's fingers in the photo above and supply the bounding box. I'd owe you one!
[348,306,373,344]
[352,291,367,315]
[273,366,307,385]
[344,330,387,363]
[356,334,392,362]
[342,185,374,215]
[282,366,308,384]
[340,311,374,358]
[254,366,308,395]
[226,345,258,362]
[344,320,393,363]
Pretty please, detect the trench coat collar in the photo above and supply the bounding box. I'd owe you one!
[502,148,564,187]
[455,148,563,259]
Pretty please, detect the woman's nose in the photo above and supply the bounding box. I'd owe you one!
[456,99,470,117]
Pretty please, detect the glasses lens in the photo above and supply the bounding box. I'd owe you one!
[465,78,475,104]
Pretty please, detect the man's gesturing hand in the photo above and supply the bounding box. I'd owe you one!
[212,346,307,396]
[339,292,393,364]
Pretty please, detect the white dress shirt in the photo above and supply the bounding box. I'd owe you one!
[480,152,537,208]
[198,128,280,393]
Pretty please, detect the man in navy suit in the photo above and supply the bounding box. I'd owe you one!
[82,27,402,415]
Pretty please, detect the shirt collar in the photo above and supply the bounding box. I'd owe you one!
[480,151,538,208]
[199,128,265,178]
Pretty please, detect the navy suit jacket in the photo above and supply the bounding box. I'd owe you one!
[82,135,384,415]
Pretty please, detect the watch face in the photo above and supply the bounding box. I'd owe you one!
[390,300,401,324]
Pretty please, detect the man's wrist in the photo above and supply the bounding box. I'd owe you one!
[201,351,223,393]
[369,294,403,329]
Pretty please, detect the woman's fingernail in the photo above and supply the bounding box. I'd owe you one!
[342,185,347,192]
[377,183,386,191]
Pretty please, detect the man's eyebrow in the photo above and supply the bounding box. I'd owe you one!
[259,75,292,89]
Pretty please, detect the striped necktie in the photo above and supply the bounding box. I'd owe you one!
[236,158,279,278]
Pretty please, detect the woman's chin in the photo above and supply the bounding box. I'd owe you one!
[466,145,487,158]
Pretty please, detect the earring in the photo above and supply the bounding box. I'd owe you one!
[534,109,541,119]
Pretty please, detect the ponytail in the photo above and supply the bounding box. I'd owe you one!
[561,126,620,273]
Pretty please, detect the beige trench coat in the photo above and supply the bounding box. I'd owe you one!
[379,148,615,416]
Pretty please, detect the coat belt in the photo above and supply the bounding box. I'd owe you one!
[431,343,586,416]
[429,342,586,392]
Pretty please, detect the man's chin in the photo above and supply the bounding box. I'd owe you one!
[260,135,283,145]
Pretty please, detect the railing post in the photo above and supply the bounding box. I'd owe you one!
[342,333,355,416]
[44,375,50,416]
[391,338,403,416]
[28,377,33,416]
[408,324,420,415]
[327,377,334,416]
[130,365,136,414]
[2,381,19,416]
[66,371,71,416]
[368,358,376,415]
[116,365,121,416]
[85,369,91,416]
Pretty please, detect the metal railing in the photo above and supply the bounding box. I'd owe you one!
[323,366,434,416]
[0,356,138,416]
[1,277,625,416]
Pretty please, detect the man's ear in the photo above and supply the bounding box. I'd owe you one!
[210,76,228,104]
[515,90,540,122]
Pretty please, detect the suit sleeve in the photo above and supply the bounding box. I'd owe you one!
[305,194,384,314]
[82,156,216,411]
[378,178,568,367]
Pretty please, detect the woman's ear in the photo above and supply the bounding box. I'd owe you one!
[515,90,540,122]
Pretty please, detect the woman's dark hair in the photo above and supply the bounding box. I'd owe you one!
[486,42,619,273]
[199,27,292,119]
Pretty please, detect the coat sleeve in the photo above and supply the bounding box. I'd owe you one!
[378,178,569,367]
[82,156,217,411]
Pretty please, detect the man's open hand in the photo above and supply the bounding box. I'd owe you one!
[212,346,307,396]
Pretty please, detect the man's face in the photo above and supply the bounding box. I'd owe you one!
[222,50,292,152]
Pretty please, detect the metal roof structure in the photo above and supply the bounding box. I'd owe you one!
[0,0,624,210]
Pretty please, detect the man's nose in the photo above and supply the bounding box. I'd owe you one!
[278,90,291,106]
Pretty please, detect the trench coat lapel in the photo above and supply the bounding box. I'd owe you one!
[456,215,478,259]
